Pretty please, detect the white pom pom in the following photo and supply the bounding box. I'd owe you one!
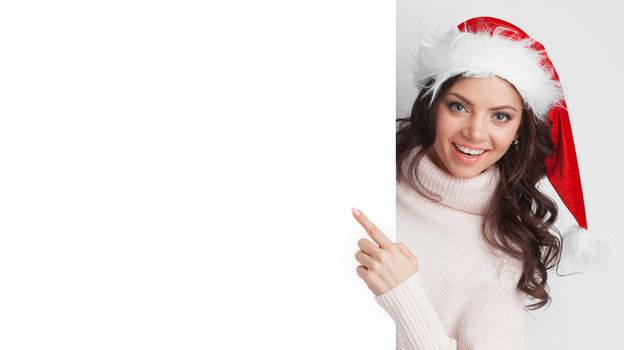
[557,225,615,275]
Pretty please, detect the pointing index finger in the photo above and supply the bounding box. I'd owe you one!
[351,207,393,249]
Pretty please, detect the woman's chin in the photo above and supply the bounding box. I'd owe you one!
[448,166,486,179]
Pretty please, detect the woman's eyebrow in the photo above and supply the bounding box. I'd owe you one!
[446,92,518,112]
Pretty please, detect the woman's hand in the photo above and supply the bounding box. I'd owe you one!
[352,207,419,296]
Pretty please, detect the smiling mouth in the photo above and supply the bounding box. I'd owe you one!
[452,142,489,157]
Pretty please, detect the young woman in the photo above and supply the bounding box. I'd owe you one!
[352,17,591,349]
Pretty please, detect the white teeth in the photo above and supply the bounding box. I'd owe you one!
[453,143,485,156]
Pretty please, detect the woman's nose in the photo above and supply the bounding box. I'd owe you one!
[462,115,487,141]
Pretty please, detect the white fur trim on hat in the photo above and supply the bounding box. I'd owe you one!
[411,26,564,119]
[557,225,615,275]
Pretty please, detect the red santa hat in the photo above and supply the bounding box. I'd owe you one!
[405,16,612,273]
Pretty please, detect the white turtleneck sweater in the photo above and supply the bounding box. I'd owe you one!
[375,147,526,350]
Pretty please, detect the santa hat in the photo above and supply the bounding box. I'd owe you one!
[402,16,612,274]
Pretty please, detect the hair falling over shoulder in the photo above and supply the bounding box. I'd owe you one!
[397,75,563,311]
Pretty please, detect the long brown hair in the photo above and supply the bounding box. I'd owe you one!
[397,74,563,310]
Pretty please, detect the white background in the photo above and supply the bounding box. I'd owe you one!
[0,0,621,349]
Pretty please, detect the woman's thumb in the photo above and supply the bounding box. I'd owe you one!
[396,242,414,259]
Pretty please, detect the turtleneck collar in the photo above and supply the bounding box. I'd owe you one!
[398,146,500,215]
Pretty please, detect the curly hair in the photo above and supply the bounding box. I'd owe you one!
[397,74,563,310]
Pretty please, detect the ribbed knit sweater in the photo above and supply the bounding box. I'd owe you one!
[375,147,526,349]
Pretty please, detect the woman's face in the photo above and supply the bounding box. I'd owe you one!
[427,76,524,178]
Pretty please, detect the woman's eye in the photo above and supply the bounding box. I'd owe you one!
[493,112,510,122]
[449,102,466,112]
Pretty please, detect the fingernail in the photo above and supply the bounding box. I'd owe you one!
[352,207,360,216]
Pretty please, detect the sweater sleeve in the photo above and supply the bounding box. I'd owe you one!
[374,272,457,350]
[374,272,525,350]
